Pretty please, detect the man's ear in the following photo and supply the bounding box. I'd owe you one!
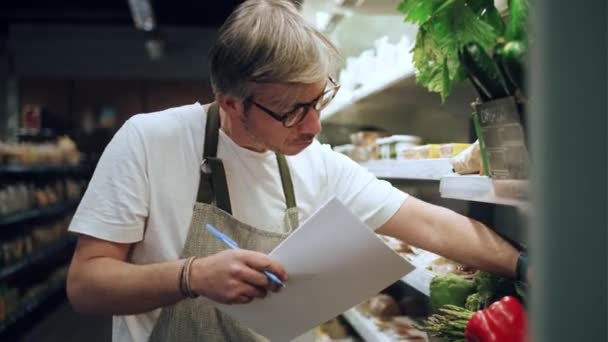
[217,94,246,121]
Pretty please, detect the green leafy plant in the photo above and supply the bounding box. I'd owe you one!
[397,0,505,102]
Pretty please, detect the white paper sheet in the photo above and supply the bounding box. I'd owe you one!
[216,197,414,341]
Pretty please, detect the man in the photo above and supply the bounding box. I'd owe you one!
[66,1,523,341]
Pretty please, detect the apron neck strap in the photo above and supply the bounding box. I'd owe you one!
[197,103,232,213]
[276,153,297,209]
[196,103,297,212]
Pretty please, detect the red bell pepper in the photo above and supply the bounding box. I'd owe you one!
[465,296,528,342]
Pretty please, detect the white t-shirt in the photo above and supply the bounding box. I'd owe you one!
[68,103,408,342]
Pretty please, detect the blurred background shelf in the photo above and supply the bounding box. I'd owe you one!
[0,237,76,280]
[0,200,80,228]
[342,308,394,342]
[439,175,529,208]
[0,277,67,338]
[0,164,91,178]
[362,159,454,181]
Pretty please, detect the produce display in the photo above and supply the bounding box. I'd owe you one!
[429,274,475,310]
[420,271,526,341]
[397,0,529,102]
[417,296,527,342]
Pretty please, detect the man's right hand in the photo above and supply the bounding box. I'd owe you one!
[189,250,287,305]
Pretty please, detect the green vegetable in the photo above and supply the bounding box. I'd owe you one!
[397,0,505,101]
[506,0,529,41]
[472,271,523,306]
[459,41,511,100]
[417,304,474,340]
[473,271,501,298]
[430,274,476,309]
[465,293,483,311]
[501,40,526,92]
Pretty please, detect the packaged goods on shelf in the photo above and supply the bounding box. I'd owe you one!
[0,136,81,166]
[350,130,390,162]
[376,135,421,160]
[0,216,71,267]
[397,144,442,160]
[451,140,483,175]
[439,143,471,158]
[0,179,85,216]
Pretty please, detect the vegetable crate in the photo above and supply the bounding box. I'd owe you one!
[473,96,529,180]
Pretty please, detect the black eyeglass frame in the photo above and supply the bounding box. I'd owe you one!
[246,77,340,128]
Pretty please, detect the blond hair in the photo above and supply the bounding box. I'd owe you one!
[209,0,341,99]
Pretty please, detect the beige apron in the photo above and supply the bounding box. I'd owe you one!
[148,103,300,342]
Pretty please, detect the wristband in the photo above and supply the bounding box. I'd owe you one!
[179,257,199,298]
[515,251,528,283]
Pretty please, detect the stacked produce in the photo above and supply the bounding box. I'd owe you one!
[420,271,527,342]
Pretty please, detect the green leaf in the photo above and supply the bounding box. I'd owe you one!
[397,0,445,24]
[466,0,494,13]
[407,0,501,100]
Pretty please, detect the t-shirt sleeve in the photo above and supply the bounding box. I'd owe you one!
[69,120,149,243]
[321,144,408,230]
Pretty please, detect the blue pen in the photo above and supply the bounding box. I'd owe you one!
[206,224,285,287]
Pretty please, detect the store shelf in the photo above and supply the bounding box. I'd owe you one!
[362,159,454,180]
[401,268,435,297]
[439,175,529,208]
[342,309,394,342]
[0,164,90,177]
[0,237,76,279]
[0,200,80,227]
[321,70,415,121]
[0,278,66,336]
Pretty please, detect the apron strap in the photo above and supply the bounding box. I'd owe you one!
[196,102,297,213]
[197,103,232,214]
[276,153,297,209]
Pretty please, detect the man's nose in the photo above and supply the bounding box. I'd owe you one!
[297,108,322,135]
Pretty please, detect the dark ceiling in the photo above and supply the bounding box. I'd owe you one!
[0,1,243,28]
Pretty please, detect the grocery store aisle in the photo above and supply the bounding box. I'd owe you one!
[21,301,111,342]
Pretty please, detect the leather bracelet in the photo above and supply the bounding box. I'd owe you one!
[183,256,199,298]
[178,258,190,298]
[515,251,528,283]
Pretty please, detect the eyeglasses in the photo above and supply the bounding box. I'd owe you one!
[247,77,340,128]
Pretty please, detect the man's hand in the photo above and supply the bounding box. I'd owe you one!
[190,250,287,305]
